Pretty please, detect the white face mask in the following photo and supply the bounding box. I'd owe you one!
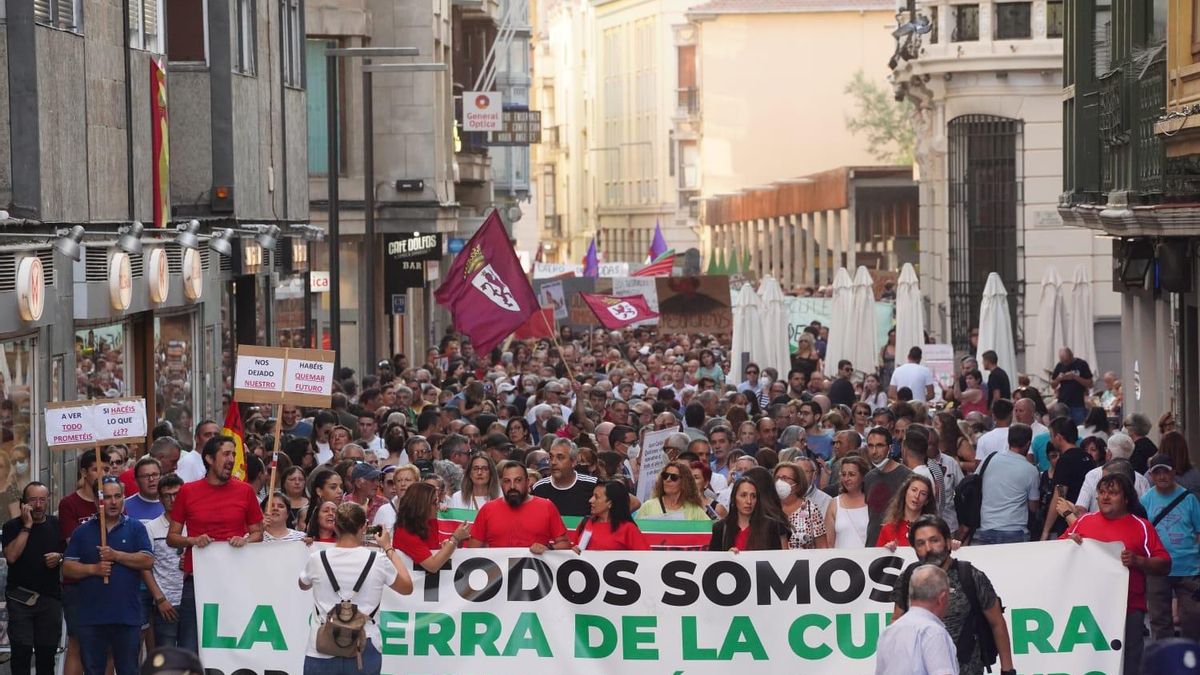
[13,461,28,476]
[775,479,792,500]
[627,443,641,460]
[873,457,891,470]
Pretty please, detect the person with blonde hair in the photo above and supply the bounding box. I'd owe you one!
[636,460,710,521]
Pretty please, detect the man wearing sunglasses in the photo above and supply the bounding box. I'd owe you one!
[829,360,857,409]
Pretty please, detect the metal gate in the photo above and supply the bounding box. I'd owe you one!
[947,115,1023,352]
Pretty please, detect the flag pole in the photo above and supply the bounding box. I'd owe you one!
[94,437,109,585]
[269,403,283,496]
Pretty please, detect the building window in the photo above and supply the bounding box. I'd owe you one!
[76,324,131,399]
[952,5,979,41]
[306,38,343,175]
[929,6,939,44]
[282,0,302,86]
[129,0,163,52]
[154,314,196,448]
[1047,0,1064,37]
[1094,1,1112,77]
[234,0,257,75]
[947,115,1022,352]
[34,0,81,32]
[167,0,206,62]
[1194,0,1200,57]
[0,337,37,498]
[995,2,1031,39]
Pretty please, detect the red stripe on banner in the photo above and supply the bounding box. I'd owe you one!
[633,257,675,277]
[436,516,710,551]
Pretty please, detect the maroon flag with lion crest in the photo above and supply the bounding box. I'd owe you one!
[434,210,537,353]
[580,292,659,330]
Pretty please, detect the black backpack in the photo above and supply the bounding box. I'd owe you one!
[956,560,1001,670]
[954,451,997,538]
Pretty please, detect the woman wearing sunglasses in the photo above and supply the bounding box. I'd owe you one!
[634,460,709,521]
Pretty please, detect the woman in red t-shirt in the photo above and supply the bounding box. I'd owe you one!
[877,475,935,549]
[389,483,471,572]
[305,501,339,543]
[572,481,650,552]
[709,476,789,552]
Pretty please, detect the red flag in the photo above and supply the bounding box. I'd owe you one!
[434,210,538,353]
[513,305,557,340]
[633,253,675,277]
[222,399,247,481]
[580,292,659,330]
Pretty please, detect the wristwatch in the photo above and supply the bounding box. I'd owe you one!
[1000,669,1017,675]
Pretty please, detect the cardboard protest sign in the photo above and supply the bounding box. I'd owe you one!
[45,398,149,449]
[233,345,336,407]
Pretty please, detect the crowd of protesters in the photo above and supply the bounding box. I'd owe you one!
[1,322,1197,675]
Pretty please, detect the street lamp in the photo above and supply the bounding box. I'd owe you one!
[323,45,446,374]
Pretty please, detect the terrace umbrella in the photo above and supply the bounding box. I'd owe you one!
[977,272,1017,379]
[824,268,855,377]
[895,263,925,367]
[1031,266,1068,385]
[757,276,791,377]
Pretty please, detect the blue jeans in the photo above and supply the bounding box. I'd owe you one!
[1068,406,1087,426]
[974,529,1027,545]
[153,605,181,649]
[178,575,198,653]
[76,624,140,675]
[303,640,383,675]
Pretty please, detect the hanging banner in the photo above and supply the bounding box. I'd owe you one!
[194,540,1126,675]
[150,58,170,228]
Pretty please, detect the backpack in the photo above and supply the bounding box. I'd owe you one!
[314,550,377,667]
[954,451,997,538]
[955,560,1000,670]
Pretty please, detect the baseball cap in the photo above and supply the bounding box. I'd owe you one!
[535,458,551,471]
[141,647,204,675]
[498,382,516,393]
[1141,638,1200,674]
[1147,454,1175,474]
[483,432,513,451]
[350,462,383,482]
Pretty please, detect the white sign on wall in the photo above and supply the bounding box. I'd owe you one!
[16,256,45,322]
[109,251,133,311]
[463,91,503,131]
[147,247,170,303]
[309,271,331,293]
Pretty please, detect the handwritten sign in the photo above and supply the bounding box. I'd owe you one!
[45,402,98,450]
[45,398,149,449]
[234,345,336,407]
[93,398,148,442]
[636,426,678,504]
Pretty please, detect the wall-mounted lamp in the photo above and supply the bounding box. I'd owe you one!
[55,226,86,261]
[176,220,202,250]
[209,228,235,257]
[116,221,144,255]
[254,224,281,250]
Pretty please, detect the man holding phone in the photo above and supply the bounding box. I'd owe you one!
[2,482,66,675]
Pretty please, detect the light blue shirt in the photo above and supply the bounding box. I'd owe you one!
[1141,486,1200,576]
[979,449,1040,533]
[874,605,959,675]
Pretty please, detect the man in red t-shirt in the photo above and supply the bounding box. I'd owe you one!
[1062,473,1170,675]
[168,435,264,653]
[467,461,570,553]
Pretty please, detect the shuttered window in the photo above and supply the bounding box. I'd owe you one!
[282,0,302,86]
[234,0,257,75]
[129,0,163,52]
[35,0,81,32]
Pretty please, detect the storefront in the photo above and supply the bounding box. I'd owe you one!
[275,234,312,348]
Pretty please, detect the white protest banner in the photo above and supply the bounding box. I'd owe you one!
[599,262,630,277]
[194,540,1127,675]
[636,426,678,503]
[612,277,658,326]
[281,348,337,407]
[533,262,582,279]
[923,343,956,395]
[92,397,148,443]
[44,401,97,449]
[786,297,893,353]
[234,345,336,407]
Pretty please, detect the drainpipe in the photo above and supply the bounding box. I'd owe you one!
[122,0,136,219]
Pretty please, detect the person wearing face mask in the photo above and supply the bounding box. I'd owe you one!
[775,462,828,549]
[862,426,913,547]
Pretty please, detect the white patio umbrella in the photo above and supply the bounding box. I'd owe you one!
[846,266,879,374]
[1030,266,1068,385]
[977,272,1017,378]
[1068,265,1097,371]
[729,282,765,385]
[824,268,855,377]
[757,276,791,377]
[895,263,924,365]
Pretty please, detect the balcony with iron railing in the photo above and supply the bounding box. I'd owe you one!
[676,87,699,117]
[893,0,1063,78]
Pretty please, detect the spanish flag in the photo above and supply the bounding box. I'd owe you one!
[222,399,248,481]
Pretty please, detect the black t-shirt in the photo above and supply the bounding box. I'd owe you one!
[1050,447,1096,503]
[1051,359,1092,408]
[1131,437,1158,475]
[1,516,66,599]
[531,474,597,518]
[987,367,1012,401]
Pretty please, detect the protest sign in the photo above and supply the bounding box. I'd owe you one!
[44,401,98,449]
[656,276,732,335]
[539,280,568,321]
[233,345,336,407]
[923,343,956,393]
[195,540,1127,675]
[786,297,893,354]
[612,277,658,327]
[92,398,148,443]
[636,426,678,503]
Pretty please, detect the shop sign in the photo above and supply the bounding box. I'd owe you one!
[147,247,169,303]
[16,255,45,322]
[385,233,443,261]
[234,345,336,407]
[448,237,466,254]
[44,397,149,449]
[109,252,133,310]
[182,248,204,300]
[463,91,503,131]
[310,271,331,293]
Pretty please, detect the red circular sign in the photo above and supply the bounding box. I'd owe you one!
[475,94,490,109]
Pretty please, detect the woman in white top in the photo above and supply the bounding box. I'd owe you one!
[298,502,413,674]
[824,455,870,548]
[448,454,500,510]
[262,492,308,542]
[860,374,889,411]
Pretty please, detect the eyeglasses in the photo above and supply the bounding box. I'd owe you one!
[137,472,161,481]
[471,465,490,473]
[661,472,682,482]
[746,370,759,375]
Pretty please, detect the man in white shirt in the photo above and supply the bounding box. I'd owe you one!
[175,420,219,483]
[355,410,388,461]
[888,347,936,403]
[1013,398,1048,438]
[875,564,959,675]
[1074,432,1152,513]
[973,399,1014,464]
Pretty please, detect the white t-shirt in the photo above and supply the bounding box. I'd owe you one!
[447,491,493,510]
[175,450,207,483]
[1075,466,1153,512]
[144,515,185,605]
[889,363,935,402]
[372,500,397,528]
[316,442,333,466]
[299,547,398,658]
[360,436,388,461]
[974,427,1010,463]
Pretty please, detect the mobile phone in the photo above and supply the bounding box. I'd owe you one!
[7,586,39,607]
[365,525,383,537]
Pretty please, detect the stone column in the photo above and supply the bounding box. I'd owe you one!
[843,208,856,271]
